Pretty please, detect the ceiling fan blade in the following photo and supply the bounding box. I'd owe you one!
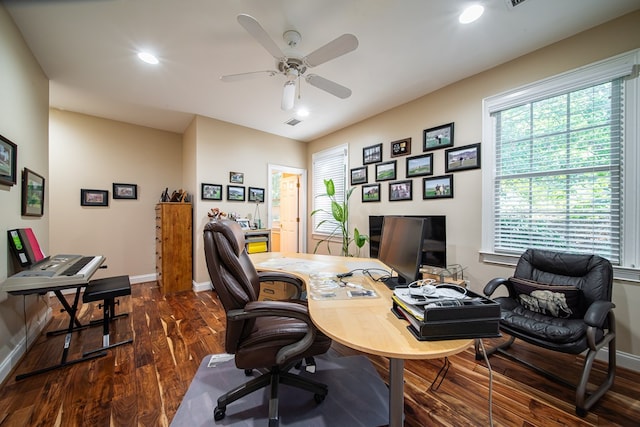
[237,14,285,60]
[304,34,358,67]
[305,74,352,99]
[220,70,278,82]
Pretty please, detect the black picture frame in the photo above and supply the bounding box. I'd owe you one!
[201,183,222,200]
[406,153,434,178]
[81,189,109,206]
[445,142,482,172]
[0,134,17,186]
[363,143,383,164]
[227,185,245,201]
[113,183,137,199]
[229,172,244,184]
[248,186,265,203]
[362,183,380,202]
[423,122,454,151]
[389,180,412,201]
[391,137,411,157]
[423,175,454,199]
[22,168,45,217]
[375,160,397,182]
[350,166,368,185]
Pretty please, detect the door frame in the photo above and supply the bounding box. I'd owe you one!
[267,164,307,253]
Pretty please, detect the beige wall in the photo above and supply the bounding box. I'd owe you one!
[0,4,50,379]
[190,115,306,284]
[49,110,183,280]
[307,11,640,358]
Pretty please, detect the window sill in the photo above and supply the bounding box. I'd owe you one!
[480,251,640,283]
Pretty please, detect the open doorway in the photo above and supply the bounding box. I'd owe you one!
[267,164,307,253]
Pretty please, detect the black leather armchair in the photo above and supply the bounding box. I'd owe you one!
[203,219,332,426]
[475,248,616,416]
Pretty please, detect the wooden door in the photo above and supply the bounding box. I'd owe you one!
[279,175,299,252]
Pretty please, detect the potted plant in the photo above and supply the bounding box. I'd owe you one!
[311,178,368,257]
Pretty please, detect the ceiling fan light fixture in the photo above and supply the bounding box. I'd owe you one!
[137,51,159,65]
[281,81,296,111]
[459,4,485,24]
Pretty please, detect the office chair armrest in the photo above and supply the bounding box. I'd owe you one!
[228,300,317,364]
[258,271,304,299]
[584,300,616,328]
[483,278,512,297]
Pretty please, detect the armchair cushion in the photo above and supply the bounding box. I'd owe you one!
[509,277,581,319]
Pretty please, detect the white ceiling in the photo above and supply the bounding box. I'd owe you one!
[5,0,640,142]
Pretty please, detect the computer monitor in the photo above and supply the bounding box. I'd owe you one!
[377,216,426,289]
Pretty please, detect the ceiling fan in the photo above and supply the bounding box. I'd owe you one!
[221,14,359,111]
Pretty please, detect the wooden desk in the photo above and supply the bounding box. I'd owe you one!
[250,252,473,427]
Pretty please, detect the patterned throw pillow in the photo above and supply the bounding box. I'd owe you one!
[509,277,581,319]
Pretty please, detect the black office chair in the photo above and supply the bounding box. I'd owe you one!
[476,248,615,416]
[203,219,332,426]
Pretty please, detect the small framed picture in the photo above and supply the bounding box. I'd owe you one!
[363,143,383,165]
[423,175,454,200]
[350,166,368,185]
[237,218,251,230]
[81,189,109,206]
[229,172,244,184]
[423,122,454,151]
[391,138,411,157]
[362,183,380,202]
[389,180,412,201]
[202,183,222,200]
[375,160,397,182]
[22,168,45,217]
[445,143,481,172]
[227,185,245,201]
[113,183,137,200]
[248,187,265,203]
[406,153,434,178]
[0,134,17,186]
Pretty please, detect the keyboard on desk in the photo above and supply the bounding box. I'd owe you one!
[0,254,105,294]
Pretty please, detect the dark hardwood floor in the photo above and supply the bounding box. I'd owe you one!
[0,281,638,426]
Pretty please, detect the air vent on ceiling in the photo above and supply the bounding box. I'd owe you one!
[505,0,528,8]
[285,118,302,126]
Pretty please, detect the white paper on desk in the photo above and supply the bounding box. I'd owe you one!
[255,258,334,275]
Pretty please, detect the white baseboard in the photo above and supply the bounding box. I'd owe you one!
[192,280,212,293]
[597,346,640,372]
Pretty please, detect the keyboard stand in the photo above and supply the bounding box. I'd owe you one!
[15,285,107,381]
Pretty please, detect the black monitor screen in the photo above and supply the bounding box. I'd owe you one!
[377,216,426,287]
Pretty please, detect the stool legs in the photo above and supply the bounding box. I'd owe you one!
[83,297,133,356]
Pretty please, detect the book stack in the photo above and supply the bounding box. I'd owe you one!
[391,284,501,341]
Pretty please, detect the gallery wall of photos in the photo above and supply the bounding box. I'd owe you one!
[200,171,265,204]
[352,123,481,202]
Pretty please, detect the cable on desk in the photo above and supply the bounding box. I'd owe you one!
[476,338,494,427]
[429,357,450,391]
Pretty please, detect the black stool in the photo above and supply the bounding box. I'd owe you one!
[82,275,133,356]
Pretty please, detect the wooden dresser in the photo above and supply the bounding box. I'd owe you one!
[155,202,192,294]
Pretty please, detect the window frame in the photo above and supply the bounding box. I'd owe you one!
[480,49,640,282]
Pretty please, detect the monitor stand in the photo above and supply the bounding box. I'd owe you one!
[381,276,407,290]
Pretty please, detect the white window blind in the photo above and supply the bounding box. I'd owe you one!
[312,145,348,235]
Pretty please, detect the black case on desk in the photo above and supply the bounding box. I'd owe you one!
[392,286,501,341]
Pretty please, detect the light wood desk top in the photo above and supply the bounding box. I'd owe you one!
[250,252,472,359]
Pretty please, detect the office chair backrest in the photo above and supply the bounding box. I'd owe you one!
[203,220,262,353]
[514,248,613,310]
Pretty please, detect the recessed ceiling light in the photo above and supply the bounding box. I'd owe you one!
[137,51,159,65]
[459,4,484,24]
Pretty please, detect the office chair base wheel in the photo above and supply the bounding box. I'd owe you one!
[576,408,587,417]
[214,406,226,421]
[314,393,326,403]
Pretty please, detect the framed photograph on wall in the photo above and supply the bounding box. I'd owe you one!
[389,180,412,201]
[350,166,368,185]
[363,143,383,164]
[375,160,397,182]
[227,185,245,201]
[445,143,481,172]
[248,187,265,203]
[113,183,137,199]
[229,172,244,184]
[423,175,454,200]
[362,183,380,202]
[423,122,454,151]
[202,183,222,200]
[406,153,433,178]
[81,189,109,206]
[0,134,17,186]
[22,168,45,217]
[390,138,411,157]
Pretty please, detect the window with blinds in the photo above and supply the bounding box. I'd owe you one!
[492,79,623,263]
[312,145,348,235]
